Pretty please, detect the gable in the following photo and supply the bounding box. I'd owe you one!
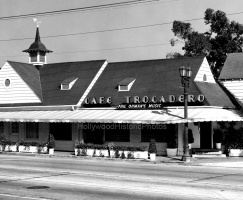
[194,57,215,83]
[0,62,42,104]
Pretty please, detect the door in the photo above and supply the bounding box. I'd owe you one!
[50,123,73,151]
[200,122,212,149]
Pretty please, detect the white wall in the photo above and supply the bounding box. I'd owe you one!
[0,62,41,104]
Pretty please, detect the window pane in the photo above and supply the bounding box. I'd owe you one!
[50,123,72,141]
[105,123,130,142]
[141,124,175,142]
[26,123,39,139]
[12,122,19,134]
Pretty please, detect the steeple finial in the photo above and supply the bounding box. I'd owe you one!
[33,18,41,27]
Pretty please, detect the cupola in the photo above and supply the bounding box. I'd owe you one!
[23,19,52,67]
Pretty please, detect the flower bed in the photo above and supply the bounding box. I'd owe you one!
[74,141,148,159]
[18,141,48,154]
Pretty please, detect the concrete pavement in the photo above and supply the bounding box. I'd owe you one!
[1,150,243,168]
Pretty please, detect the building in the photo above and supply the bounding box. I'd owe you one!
[0,27,243,155]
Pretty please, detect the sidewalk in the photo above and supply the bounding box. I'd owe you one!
[1,151,243,168]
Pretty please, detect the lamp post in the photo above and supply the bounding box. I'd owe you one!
[179,65,192,162]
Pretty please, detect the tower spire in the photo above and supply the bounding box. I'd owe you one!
[23,19,52,67]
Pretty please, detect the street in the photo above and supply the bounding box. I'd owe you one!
[0,155,243,200]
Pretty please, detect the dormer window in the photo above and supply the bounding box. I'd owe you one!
[118,78,136,92]
[203,74,207,82]
[61,77,78,90]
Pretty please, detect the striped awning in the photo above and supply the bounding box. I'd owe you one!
[0,107,243,124]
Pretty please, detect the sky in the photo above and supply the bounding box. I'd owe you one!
[1,0,243,66]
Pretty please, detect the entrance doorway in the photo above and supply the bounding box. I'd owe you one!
[49,123,73,151]
[200,122,212,149]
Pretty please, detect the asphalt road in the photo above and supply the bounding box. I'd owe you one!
[0,155,243,200]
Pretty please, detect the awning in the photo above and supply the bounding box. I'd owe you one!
[0,107,243,124]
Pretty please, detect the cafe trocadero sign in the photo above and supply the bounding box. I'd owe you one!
[84,94,205,105]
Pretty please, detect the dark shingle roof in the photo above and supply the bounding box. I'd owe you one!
[194,82,235,107]
[86,57,235,108]
[118,78,136,86]
[7,61,43,101]
[23,27,52,53]
[40,60,107,105]
[219,53,243,80]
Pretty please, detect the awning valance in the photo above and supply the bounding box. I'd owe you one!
[0,107,243,124]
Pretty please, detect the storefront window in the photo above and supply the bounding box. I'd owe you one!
[12,122,19,134]
[105,124,130,142]
[26,123,39,139]
[50,123,72,141]
[83,123,104,144]
[141,124,175,142]
[0,122,4,134]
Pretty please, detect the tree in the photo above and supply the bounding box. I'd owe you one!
[170,8,243,78]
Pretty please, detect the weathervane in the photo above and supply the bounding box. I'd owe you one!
[33,18,42,27]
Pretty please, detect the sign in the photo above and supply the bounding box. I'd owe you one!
[84,94,205,105]
[117,103,163,109]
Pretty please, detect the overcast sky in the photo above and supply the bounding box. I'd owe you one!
[1,0,243,66]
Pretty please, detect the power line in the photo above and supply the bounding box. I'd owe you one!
[0,0,178,21]
[1,10,243,42]
[0,42,170,58]
[0,17,203,42]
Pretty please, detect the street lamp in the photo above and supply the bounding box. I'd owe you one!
[179,65,192,162]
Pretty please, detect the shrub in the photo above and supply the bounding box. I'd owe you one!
[47,134,56,149]
[121,151,126,159]
[115,149,120,158]
[92,149,96,157]
[19,140,31,147]
[136,146,147,151]
[223,127,243,150]
[127,146,136,152]
[0,134,6,145]
[108,142,115,150]
[213,130,222,143]
[148,139,157,154]
[166,132,177,148]
[81,148,87,156]
[37,142,47,147]
[127,151,135,159]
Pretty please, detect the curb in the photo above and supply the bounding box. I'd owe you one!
[0,151,160,164]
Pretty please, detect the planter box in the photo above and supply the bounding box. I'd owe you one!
[29,146,38,153]
[119,150,128,158]
[0,144,4,151]
[49,148,54,155]
[150,153,156,161]
[93,149,109,157]
[37,146,48,154]
[166,148,177,157]
[216,143,221,149]
[87,149,95,156]
[9,145,18,152]
[134,151,148,159]
[18,145,38,153]
[19,145,29,152]
[75,148,81,156]
[229,149,243,157]
[4,145,10,151]
[109,150,115,157]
